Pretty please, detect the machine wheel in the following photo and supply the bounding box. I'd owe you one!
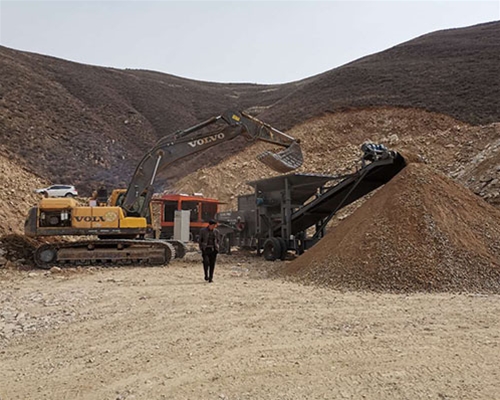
[34,244,57,269]
[277,237,288,260]
[220,234,232,255]
[65,193,75,198]
[164,242,176,264]
[262,238,282,261]
[167,240,187,259]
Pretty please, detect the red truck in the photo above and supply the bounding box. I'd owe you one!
[153,194,223,241]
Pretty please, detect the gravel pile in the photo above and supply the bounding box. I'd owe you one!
[281,163,500,293]
[0,234,41,269]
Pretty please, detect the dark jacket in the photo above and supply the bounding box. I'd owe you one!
[199,227,221,252]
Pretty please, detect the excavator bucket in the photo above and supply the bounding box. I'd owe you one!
[257,141,304,173]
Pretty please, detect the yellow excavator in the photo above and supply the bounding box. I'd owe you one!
[24,110,303,268]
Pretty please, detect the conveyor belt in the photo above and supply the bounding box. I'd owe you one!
[286,153,406,235]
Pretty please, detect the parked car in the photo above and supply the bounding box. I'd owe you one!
[34,185,78,198]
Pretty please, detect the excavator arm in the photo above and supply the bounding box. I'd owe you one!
[121,110,303,216]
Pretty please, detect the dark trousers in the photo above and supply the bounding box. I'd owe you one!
[202,248,217,281]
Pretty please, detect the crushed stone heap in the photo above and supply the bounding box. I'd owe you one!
[0,234,40,269]
[281,163,500,293]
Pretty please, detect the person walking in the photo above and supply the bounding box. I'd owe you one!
[199,219,221,283]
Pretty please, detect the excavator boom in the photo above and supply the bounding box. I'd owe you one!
[121,110,303,216]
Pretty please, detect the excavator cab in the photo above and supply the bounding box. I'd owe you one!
[109,189,153,229]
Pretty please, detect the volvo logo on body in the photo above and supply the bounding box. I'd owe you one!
[188,132,225,148]
[76,216,106,222]
[75,212,118,223]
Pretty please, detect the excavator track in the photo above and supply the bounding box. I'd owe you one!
[34,239,176,269]
[166,240,187,259]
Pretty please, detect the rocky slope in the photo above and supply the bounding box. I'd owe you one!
[452,126,500,207]
[0,45,299,195]
[0,152,47,236]
[175,108,500,209]
[1,22,499,194]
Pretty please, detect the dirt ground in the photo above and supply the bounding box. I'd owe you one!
[1,251,499,400]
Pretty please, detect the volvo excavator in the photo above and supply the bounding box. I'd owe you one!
[24,110,303,268]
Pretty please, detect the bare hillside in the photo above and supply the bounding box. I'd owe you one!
[1,22,499,194]
[261,21,500,129]
[0,46,300,194]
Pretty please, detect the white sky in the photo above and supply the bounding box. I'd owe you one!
[0,0,499,84]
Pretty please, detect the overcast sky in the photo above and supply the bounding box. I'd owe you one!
[1,1,499,84]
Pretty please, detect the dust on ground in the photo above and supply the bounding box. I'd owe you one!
[1,252,500,400]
